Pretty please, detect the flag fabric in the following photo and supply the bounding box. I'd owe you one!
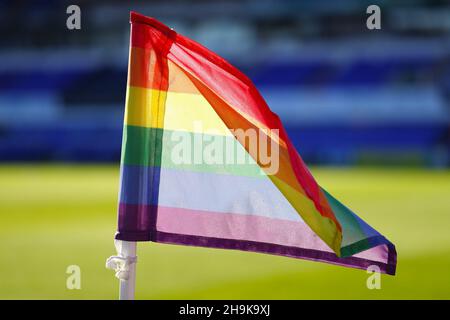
[116,12,397,275]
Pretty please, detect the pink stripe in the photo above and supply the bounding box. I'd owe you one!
[353,241,389,262]
[156,205,388,263]
[157,206,333,253]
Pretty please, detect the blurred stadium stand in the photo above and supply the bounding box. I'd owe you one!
[0,0,449,166]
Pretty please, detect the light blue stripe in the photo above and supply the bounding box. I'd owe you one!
[120,164,302,222]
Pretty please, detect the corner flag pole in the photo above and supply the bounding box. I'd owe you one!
[106,240,138,300]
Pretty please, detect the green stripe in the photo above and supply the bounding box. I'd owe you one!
[121,125,163,167]
[322,188,389,257]
[322,188,367,250]
[121,125,266,178]
[340,235,388,257]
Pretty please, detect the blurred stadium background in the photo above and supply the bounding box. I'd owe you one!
[0,0,449,299]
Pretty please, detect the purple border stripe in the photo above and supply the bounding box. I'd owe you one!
[115,229,395,274]
[155,232,396,275]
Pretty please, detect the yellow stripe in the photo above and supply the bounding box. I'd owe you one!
[124,86,159,128]
[270,175,342,255]
[125,86,233,136]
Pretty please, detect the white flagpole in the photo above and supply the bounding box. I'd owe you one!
[118,240,137,300]
[106,240,138,300]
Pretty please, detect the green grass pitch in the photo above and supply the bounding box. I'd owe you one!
[0,165,449,299]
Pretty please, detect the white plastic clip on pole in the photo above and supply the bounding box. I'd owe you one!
[106,240,137,300]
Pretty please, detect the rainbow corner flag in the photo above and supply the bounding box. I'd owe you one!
[116,12,397,275]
